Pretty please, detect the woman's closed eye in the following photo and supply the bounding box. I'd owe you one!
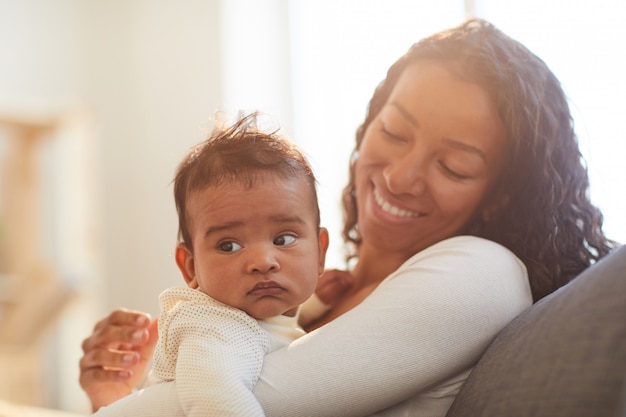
[439,161,471,180]
[274,234,297,246]
[381,124,408,143]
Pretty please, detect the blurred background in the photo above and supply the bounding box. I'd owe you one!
[0,0,624,414]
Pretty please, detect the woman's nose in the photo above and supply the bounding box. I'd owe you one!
[246,245,280,275]
[383,148,428,195]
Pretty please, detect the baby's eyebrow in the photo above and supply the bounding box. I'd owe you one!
[204,221,243,238]
[204,216,307,238]
[269,215,307,225]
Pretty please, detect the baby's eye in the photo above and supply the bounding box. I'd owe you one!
[274,234,297,246]
[218,241,242,252]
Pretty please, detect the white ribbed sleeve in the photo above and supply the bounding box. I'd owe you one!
[254,236,532,417]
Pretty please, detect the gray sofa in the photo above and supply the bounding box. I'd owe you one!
[446,245,626,417]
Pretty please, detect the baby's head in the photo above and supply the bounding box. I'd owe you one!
[173,113,328,319]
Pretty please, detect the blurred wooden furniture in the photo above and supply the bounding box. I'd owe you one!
[0,108,79,405]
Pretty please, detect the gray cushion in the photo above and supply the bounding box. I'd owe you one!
[446,245,626,417]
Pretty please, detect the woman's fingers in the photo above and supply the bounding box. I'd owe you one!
[79,345,140,373]
[316,269,355,305]
[82,309,151,352]
[91,308,151,335]
[79,360,137,412]
[79,309,156,411]
[135,317,159,359]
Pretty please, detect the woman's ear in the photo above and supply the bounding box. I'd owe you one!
[481,193,510,223]
[317,227,330,276]
[175,244,198,289]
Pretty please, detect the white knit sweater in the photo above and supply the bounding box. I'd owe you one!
[93,287,304,417]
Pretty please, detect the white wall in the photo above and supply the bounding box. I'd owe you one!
[286,0,467,268]
[83,1,224,316]
[0,0,223,412]
[1,0,224,313]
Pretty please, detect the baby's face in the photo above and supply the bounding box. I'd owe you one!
[176,177,327,319]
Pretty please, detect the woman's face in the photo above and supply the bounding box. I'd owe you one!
[355,61,507,259]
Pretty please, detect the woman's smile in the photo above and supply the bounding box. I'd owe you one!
[354,61,506,256]
[373,187,424,219]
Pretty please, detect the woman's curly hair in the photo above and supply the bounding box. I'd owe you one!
[341,18,616,302]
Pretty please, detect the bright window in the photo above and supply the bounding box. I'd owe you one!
[221,1,625,267]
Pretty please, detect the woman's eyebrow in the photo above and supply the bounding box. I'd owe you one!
[442,137,486,162]
[390,101,419,127]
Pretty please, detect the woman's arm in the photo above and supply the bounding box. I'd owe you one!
[254,236,532,417]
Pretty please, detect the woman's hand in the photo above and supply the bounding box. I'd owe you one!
[316,269,354,307]
[79,309,158,412]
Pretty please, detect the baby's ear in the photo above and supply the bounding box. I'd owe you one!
[481,193,510,223]
[175,244,198,288]
[317,227,330,275]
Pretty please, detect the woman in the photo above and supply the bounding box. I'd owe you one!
[79,19,614,416]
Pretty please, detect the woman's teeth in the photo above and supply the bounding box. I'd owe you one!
[374,189,421,218]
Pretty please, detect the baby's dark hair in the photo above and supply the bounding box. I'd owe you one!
[174,113,319,250]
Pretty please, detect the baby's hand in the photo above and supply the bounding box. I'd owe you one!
[316,269,354,306]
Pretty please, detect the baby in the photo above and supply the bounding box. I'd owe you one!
[93,113,329,416]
